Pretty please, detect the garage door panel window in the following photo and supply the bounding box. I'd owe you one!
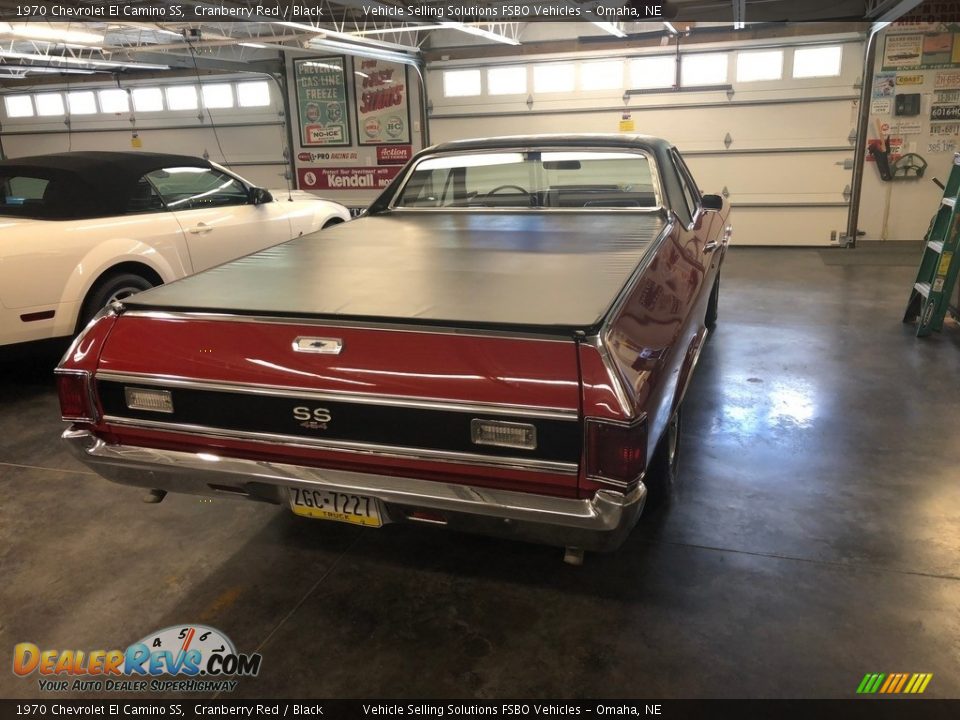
[3,95,34,118]
[681,54,728,86]
[98,88,130,113]
[737,50,784,82]
[165,86,198,111]
[132,87,164,112]
[202,83,234,109]
[487,67,526,95]
[534,64,576,93]
[35,93,65,117]
[629,56,675,89]
[443,69,482,97]
[146,168,249,211]
[236,81,271,107]
[66,91,97,115]
[581,60,624,91]
[793,46,843,78]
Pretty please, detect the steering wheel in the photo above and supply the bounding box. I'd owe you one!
[484,184,529,196]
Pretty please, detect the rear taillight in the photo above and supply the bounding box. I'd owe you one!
[585,419,647,488]
[56,370,96,422]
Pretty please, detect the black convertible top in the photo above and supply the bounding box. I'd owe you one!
[0,151,212,219]
[124,212,667,332]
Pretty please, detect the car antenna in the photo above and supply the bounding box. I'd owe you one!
[183,29,230,169]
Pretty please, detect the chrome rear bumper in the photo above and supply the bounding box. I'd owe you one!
[63,428,645,552]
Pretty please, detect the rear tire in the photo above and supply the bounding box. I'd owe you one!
[77,272,155,331]
[644,407,682,508]
[705,273,720,331]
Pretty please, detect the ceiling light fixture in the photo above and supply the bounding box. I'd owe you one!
[350,25,443,35]
[0,22,105,45]
[0,50,169,71]
[439,22,520,46]
[0,64,96,75]
[592,22,627,38]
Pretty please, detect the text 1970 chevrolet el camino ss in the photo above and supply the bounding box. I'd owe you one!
[56,135,730,563]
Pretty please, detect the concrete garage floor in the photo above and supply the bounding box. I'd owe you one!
[1,247,959,700]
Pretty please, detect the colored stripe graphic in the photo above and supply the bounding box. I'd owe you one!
[857,673,932,694]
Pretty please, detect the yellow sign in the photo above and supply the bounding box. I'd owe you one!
[896,74,924,85]
[619,119,635,132]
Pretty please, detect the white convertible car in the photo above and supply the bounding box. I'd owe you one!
[0,151,352,348]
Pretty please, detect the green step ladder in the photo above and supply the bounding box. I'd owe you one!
[903,152,960,337]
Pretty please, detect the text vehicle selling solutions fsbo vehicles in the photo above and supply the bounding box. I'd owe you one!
[56,135,731,563]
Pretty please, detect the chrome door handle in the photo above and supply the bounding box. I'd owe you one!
[704,240,719,253]
[188,223,213,235]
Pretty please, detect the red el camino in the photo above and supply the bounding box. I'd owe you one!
[56,135,731,563]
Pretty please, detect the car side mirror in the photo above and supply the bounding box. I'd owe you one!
[701,194,724,211]
[249,187,273,205]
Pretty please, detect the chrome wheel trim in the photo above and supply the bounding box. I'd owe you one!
[107,286,142,304]
[666,413,679,468]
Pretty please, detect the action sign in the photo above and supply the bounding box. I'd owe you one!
[377,145,413,165]
[294,57,350,147]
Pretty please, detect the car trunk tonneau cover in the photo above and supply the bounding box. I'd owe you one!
[122,212,666,331]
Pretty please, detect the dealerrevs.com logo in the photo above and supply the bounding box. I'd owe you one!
[13,625,262,693]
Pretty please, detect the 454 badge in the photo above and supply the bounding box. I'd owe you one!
[13,625,261,693]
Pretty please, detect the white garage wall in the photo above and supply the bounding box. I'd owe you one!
[426,34,866,246]
[0,74,292,190]
[859,27,960,242]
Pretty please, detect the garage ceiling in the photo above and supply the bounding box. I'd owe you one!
[0,0,924,82]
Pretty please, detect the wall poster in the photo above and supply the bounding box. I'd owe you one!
[883,33,960,71]
[353,58,411,145]
[294,57,351,147]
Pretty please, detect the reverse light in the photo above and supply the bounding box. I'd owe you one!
[124,387,174,414]
[56,370,96,422]
[470,419,537,450]
[585,419,647,488]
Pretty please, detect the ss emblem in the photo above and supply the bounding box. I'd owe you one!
[293,406,332,423]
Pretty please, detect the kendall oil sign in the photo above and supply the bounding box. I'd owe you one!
[298,166,402,191]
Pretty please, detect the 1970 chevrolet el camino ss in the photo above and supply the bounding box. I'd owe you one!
[56,135,730,563]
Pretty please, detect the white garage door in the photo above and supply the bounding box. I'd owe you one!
[427,34,864,246]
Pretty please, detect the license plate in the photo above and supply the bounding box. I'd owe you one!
[288,487,382,527]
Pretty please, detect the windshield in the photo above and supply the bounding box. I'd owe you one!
[394,150,659,210]
[393,149,659,210]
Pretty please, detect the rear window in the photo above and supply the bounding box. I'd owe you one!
[394,150,659,209]
[0,173,57,218]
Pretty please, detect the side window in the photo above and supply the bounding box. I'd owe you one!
[144,167,249,211]
[670,150,700,226]
[126,176,166,214]
[1,174,53,218]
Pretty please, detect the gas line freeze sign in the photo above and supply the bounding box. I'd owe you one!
[295,56,351,147]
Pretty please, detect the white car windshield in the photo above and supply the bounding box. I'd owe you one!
[394,150,659,209]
